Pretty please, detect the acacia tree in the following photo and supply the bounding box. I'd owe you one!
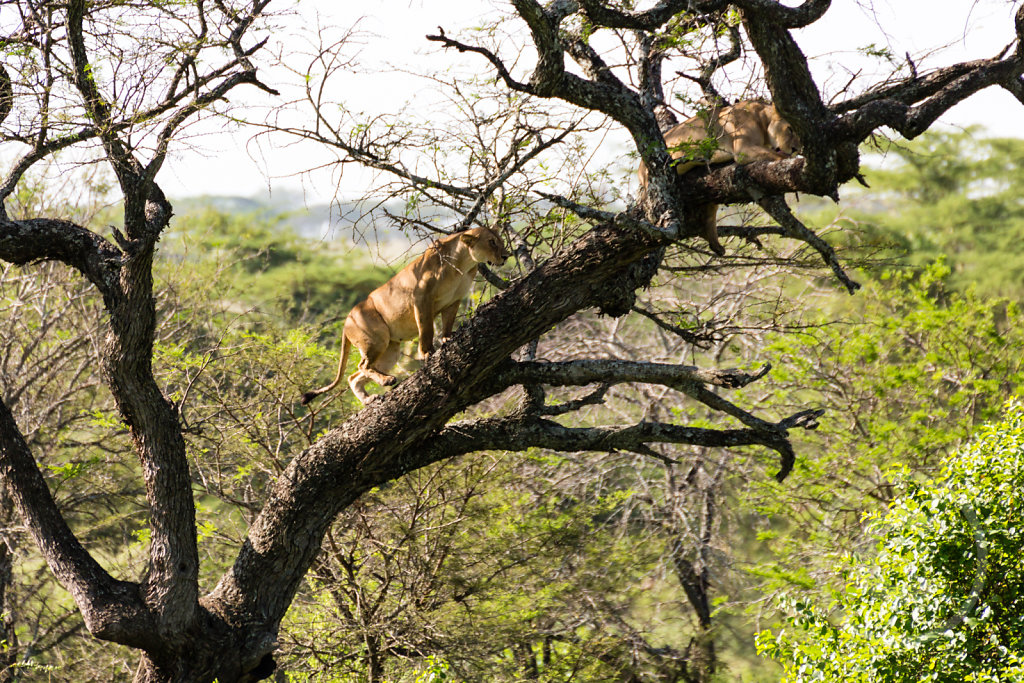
[3,1,1024,681]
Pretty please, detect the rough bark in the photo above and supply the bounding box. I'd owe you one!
[202,222,668,636]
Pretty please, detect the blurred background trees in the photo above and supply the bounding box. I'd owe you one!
[7,122,1022,680]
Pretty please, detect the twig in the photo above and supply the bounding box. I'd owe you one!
[756,194,861,293]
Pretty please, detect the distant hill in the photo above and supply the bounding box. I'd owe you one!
[171,191,459,248]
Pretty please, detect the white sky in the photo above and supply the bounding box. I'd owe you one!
[155,0,1024,202]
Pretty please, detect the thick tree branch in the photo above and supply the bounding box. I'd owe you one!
[832,6,1024,145]
[501,359,772,391]
[59,0,266,652]
[831,58,1004,115]
[0,218,122,306]
[0,219,205,653]
[739,5,835,195]
[677,156,808,203]
[511,0,570,97]
[495,357,770,426]
[637,33,679,132]
[0,64,10,126]
[833,58,1024,143]
[1,1,300,677]
[499,359,786,434]
[579,0,692,30]
[207,220,669,633]
[0,399,155,649]
[734,0,831,28]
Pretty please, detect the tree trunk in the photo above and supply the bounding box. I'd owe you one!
[111,220,666,683]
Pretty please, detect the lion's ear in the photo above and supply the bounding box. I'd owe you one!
[460,233,479,246]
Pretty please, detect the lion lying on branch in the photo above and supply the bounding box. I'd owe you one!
[639,100,802,254]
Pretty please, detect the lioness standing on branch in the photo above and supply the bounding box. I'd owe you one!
[301,226,509,406]
[638,100,801,254]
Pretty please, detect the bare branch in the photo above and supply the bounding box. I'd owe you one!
[426,28,532,93]
[754,194,860,293]
[536,383,611,415]
[456,127,577,231]
[148,36,280,183]
[280,122,477,199]
[631,305,717,348]
[66,0,139,191]
[0,49,271,212]
[536,190,676,238]
[413,406,822,482]
[677,23,741,106]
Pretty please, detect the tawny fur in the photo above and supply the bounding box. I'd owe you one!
[638,100,801,254]
[301,227,509,406]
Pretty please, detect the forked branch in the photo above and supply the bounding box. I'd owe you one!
[414,406,822,482]
[0,400,154,648]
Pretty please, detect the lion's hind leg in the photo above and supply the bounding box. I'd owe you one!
[348,340,401,403]
[362,341,401,387]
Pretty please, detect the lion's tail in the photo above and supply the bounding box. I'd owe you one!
[301,334,352,405]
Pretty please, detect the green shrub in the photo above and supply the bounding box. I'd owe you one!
[758,402,1024,682]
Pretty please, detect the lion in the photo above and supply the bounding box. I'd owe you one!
[638,100,801,254]
[301,226,509,406]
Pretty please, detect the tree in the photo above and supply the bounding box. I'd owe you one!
[816,129,1024,297]
[3,1,1024,681]
[758,400,1024,682]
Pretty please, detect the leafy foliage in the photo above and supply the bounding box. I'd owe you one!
[758,401,1024,682]
[737,260,1024,634]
